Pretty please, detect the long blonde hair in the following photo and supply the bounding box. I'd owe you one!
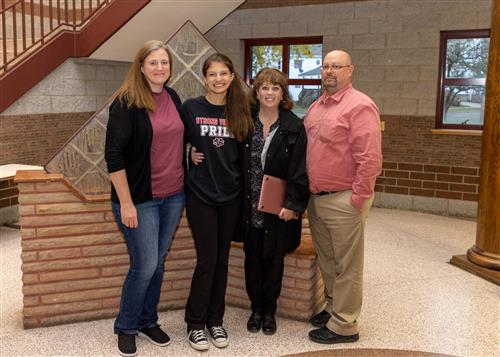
[114,40,172,112]
[203,53,254,141]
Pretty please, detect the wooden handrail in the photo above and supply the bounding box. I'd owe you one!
[0,0,110,75]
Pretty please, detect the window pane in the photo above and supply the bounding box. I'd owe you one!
[288,85,321,118]
[288,44,323,80]
[251,45,282,78]
[442,85,485,125]
[446,38,489,79]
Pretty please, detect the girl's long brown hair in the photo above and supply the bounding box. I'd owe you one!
[114,40,172,112]
[202,53,254,141]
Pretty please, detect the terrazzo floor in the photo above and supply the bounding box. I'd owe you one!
[1,208,499,357]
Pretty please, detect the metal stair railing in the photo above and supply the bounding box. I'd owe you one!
[0,0,111,76]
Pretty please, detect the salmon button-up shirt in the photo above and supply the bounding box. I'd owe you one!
[304,84,382,211]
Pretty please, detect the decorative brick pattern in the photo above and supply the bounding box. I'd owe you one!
[376,161,479,201]
[16,171,323,328]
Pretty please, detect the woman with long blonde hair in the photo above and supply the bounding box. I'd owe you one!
[105,40,186,357]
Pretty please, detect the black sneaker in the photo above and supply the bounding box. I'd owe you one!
[208,326,228,348]
[309,326,359,344]
[117,333,137,357]
[309,309,331,327]
[188,329,209,351]
[138,325,170,346]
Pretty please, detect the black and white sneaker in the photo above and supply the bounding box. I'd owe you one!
[117,333,137,357]
[208,326,228,348]
[188,329,209,351]
[138,325,170,346]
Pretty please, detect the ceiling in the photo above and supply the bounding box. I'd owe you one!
[90,0,244,62]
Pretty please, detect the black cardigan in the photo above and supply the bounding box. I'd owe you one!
[237,107,310,257]
[105,86,185,204]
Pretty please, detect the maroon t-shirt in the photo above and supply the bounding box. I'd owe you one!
[149,89,184,197]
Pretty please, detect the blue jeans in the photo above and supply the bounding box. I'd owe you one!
[112,191,185,334]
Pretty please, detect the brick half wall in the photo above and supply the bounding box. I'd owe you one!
[15,170,324,328]
[374,115,481,217]
[16,171,194,328]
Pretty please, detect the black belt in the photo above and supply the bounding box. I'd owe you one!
[315,191,339,196]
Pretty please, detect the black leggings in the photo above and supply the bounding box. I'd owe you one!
[184,190,240,330]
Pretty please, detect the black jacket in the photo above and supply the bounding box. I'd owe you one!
[238,108,309,257]
[105,86,185,204]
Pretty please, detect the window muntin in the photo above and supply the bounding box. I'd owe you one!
[436,30,490,129]
[245,37,323,117]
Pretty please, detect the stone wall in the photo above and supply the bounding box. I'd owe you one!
[0,58,130,165]
[205,0,491,216]
[208,0,492,115]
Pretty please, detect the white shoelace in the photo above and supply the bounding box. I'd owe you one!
[209,326,227,340]
[190,330,207,343]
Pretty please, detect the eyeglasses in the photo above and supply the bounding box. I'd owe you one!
[321,64,351,71]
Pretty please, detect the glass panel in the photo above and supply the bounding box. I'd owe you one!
[288,85,321,118]
[442,85,485,126]
[45,21,218,198]
[445,37,489,79]
[251,45,282,78]
[288,44,323,80]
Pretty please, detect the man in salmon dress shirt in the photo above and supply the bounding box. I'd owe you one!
[305,50,382,344]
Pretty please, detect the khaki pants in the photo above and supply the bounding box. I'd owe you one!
[308,190,373,336]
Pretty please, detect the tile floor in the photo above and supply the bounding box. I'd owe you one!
[0,208,498,356]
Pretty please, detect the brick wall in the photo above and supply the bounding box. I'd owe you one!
[1,58,130,166]
[17,172,194,328]
[374,115,480,216]
[0,177,18,210]
[0,176,19,225]
[381,115,481,167]
[16,170,323,328]
[376,162,479,201]
[0,112,92,165]
[377,114,481,202]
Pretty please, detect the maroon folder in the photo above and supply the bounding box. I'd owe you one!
[258,175,298,219]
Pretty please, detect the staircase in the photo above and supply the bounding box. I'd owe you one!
[0,0,246,113]
[0,0,150,112]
